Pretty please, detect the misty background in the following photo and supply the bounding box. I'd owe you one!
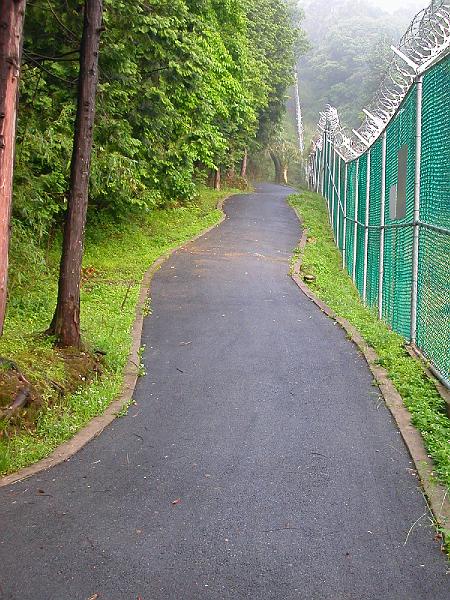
[296,0,428,140]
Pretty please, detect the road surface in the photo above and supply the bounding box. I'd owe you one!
[0,184,448,599]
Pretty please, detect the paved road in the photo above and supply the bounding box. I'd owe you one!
[0,184,448,599]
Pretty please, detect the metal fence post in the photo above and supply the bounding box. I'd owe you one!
[352,159,359,283]
[317,139,322,194]
[363,149,371,303]
[327,136,332,206]
[321,131,326,196]
[343,162,348,269]
[378,132,387,320]
[410,74,423,344]
[331,145,336,233]
[314,150,318,191]
[337,154,341,248]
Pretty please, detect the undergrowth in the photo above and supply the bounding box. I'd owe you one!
[289,190,450,494]
[0,186,234,475]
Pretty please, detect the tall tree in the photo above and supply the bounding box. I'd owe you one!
[48,0,103,347]
[0,0,26,335]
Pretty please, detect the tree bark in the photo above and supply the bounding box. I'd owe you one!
[0,1,26,335]
[213,168,221,191]
[240,147,248,179]
[269,151,283,184]
[48,0,103,347]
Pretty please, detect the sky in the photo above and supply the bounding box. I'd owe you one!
[363,0,428,13]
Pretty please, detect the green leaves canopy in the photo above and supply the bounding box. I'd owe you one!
[15,0,303,237]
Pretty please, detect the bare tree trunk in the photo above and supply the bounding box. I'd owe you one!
[48,0,103,348]
[269,151,283,184]
[0,1,26,335]
[214,168,221,191]
[240,147,248,179]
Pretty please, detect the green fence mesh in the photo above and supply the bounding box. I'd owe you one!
[338,158,346,251]
[367,139,382,307]
[345,161,357,275]
[355,153,367,296]
[383,86,416,339]
[417,59,450,381]
[316,55,449,385]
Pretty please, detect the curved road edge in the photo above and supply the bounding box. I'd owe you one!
[289,201,450,543]
[0,195,232,488]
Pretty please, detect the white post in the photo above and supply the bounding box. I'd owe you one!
[352,159,359,283]
[363,150,371,303]
[378,132,387,320]
[343,162,348,269]
[410,75,423,344]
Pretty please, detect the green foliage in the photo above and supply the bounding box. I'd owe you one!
[289,190,450,492]
[14,0,303,243]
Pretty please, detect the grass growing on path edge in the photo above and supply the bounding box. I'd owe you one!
[0,187,235,475]
[289,190,450,494]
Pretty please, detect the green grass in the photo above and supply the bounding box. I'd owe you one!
[289,190,450,492]
[0,186,235,475]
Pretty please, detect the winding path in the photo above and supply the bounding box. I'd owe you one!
[0,184,448,599]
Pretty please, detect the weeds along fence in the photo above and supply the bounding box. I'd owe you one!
[307,1,450,387]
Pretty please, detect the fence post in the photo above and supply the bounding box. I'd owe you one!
[321,131,326,196]
[378,131,387,320]
[352,158,359,283]
[313,151,318,190]
[410,74,423,345]
[331,145,336,233]
[327,136,332,207]
[317,139,322,194]
[363,149,371,303]
[337,154,341,248]
[343,162,348,269]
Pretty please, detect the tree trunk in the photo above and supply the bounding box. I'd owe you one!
[269,151,283,184]
[240,147,248,179]
[0,1,26,335]
[282,165,288,185]
[48,0,103,348]
[214,168,221,191]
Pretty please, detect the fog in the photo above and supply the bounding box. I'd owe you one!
[371,0,427,14]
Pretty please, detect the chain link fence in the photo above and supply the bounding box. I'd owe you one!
[307,26,449,387]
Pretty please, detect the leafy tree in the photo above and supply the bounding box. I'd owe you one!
[6,0,304,343]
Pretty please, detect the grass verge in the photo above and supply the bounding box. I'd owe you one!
[0,186,235,475]
[289,190,450,493]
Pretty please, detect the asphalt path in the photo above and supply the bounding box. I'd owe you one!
[0,184,448,599]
